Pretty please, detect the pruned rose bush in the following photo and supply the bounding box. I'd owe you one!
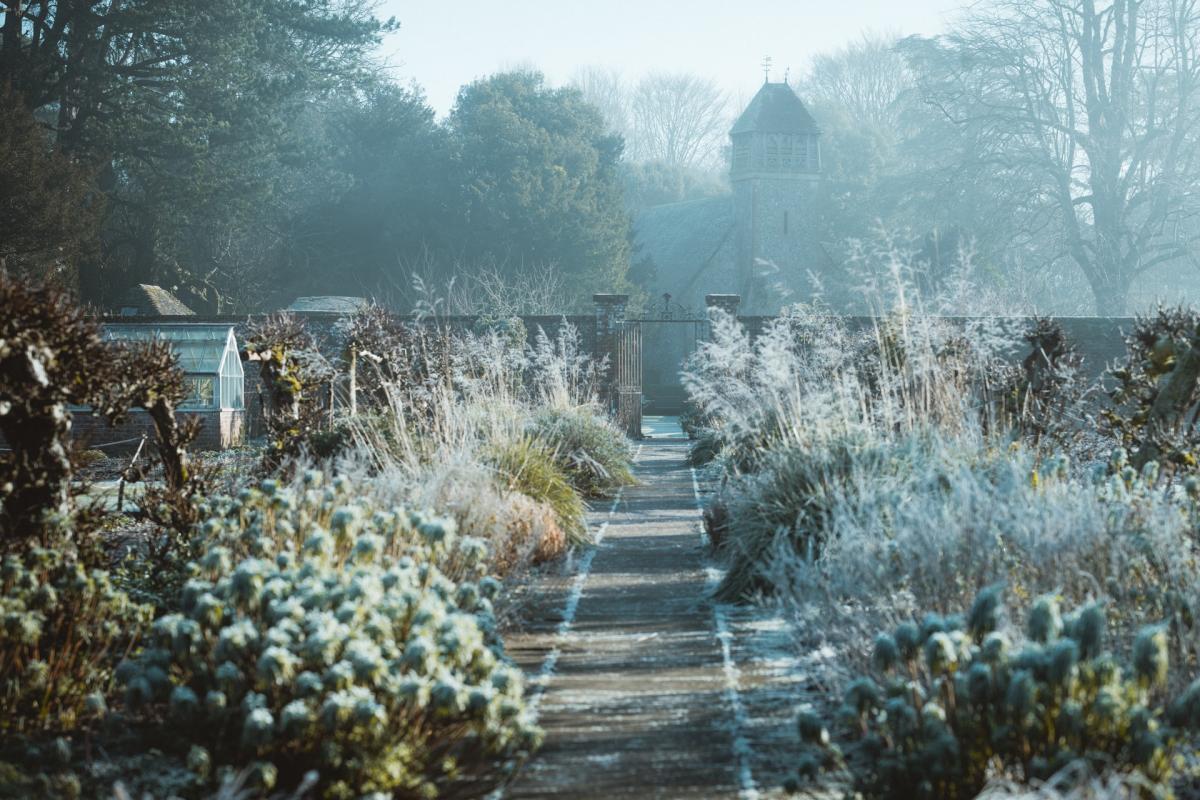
[117,473,541,798]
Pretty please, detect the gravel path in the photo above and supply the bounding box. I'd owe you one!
[501,439,808,799]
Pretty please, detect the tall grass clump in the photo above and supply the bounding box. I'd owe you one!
[342,314,625,573]
[486,435,587,546]
[530,406,634,498]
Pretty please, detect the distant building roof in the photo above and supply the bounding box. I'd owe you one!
[633,196,738,309]
[286,296,368,314]
[118,284,195,316]
[730,82,821,136]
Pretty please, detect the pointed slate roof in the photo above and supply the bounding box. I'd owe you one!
[730,82,820,136]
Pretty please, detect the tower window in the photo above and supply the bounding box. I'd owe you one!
[784,210,789,235]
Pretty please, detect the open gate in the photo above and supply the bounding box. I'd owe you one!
[596,293,733,439]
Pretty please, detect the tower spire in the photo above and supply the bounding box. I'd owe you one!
[761,55,773,83]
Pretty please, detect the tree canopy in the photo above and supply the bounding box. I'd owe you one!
[0,82,103,286]
[447,71,631,299]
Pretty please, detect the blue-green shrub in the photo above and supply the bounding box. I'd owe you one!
[798,587,1200,799]
[1,547,151,737]
[118,473,540,798]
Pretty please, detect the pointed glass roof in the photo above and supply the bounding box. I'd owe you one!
[102,324,237,373]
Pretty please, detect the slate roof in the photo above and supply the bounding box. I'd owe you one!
[120,284,195,316]
[286,296,367,314]
[633,195,738,307]
[730,82,821,136]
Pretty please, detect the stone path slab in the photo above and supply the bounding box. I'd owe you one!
[501,441,807,799]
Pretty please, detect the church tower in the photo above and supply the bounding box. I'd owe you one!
[729,81,822,310]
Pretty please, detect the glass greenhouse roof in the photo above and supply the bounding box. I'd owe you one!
[102,324,237,374]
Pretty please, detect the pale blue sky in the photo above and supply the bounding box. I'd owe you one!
[377,0,962,115]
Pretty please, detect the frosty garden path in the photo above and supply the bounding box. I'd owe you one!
[502,437,809,799]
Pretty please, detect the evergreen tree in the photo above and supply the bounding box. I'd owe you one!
[0,83,103,288]
[0,0,394,306]
[447,71,631,301]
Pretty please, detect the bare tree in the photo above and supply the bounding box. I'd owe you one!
[630,72,729,168]
[570,66,631,140]
[908,0,1200,314]
[801,30,913,130]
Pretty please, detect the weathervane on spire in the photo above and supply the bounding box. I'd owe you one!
[761,55,773,83]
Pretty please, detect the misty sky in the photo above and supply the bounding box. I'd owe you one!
[379,0,961,116]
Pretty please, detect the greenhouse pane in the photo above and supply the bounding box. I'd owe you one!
[182,376,216,408]
[102,324,235,373]
[221,376,245,409]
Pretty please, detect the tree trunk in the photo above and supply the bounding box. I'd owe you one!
[1081,257,1131,317]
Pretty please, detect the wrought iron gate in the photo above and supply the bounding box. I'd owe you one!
[612,320,642,439]
[600,293,710,438]
[631,318,708,415]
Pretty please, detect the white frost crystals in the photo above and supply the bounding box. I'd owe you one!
[116,471,542,798]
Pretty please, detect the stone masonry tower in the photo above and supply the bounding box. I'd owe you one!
[729,82,822,311]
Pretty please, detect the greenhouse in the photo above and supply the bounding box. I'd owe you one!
[72,323,247,451]
[103,323,245,411]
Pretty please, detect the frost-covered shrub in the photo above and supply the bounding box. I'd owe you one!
[0,276,194,546]
[798,588,1200,799]
[1,546,151,736]
[1102,305,1200,475]
[722,426,1200,659]
[530,406,633,498]
[774,438,1200,644]
[683,306,1024,474]
[340,305,454,422]
[994,318,1086,448]
[712,434,872,601]
[243,314,334,471]
[119,474,540,798]
[678,402,716,441]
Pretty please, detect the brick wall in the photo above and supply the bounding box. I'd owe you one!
[71,408,244,454]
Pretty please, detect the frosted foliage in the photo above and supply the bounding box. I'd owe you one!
[766,439,1200,649]
[683,304,1013,466]
[118,473,540,798]
[335,315,623,579]
[686,301,1200,679]
[446,320,599,412]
